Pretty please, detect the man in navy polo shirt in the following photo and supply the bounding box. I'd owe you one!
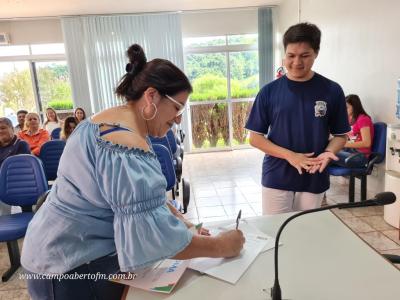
[246,22,350,215]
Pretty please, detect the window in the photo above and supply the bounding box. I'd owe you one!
[184,34,258,150]
[228,34,258,45]
[31,43,65,55]
[183,36,226,48]
[0,44,72,123]
[0,45,30,57]
[35,61,72,111]
[0,43,65,57]
[0,61,36,126]
[186,52,228,101]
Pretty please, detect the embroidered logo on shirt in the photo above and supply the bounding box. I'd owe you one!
[314,101,327,117]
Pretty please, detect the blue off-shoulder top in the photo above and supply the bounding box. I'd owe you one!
[21,119,192,274]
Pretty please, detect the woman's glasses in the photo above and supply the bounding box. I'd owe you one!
[165,94,186,116]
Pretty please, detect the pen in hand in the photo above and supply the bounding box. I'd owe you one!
[236,209,242,230]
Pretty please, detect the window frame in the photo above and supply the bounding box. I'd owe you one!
[183,34,258,152]
[0,44,70,121]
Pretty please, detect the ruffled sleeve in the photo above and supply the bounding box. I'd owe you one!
[94,139,193,271]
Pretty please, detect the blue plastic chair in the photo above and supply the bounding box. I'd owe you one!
[167,129,184,160]
[152,144,182,211]
[51,127,61,140]
[166,130,178,155]
[39,140,66,181]
[150,133,190,213]
[328,122,387,203]
[149,135,182,184]
[152,144,176,191]
[150,133,183,184]
[0,154,48,281]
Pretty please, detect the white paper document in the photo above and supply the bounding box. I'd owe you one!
[189,221,275,284]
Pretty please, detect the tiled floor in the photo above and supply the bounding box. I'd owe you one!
[182,148,400,270]
[0,148,399,298]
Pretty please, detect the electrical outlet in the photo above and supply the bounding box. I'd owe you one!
[371,166,378,177]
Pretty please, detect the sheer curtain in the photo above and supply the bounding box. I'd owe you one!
[61,13,184,114]
[258,7,274,87]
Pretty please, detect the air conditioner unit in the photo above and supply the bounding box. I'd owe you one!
[0,33,10,45]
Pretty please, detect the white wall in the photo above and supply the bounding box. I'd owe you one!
[277,0,400,193]
[0,19,63,45]
[278,0,400,124]
[181,8,258,37]
[277,0,299,43]
[300,0,400,125]
[1,9,259,45]
[1,8,260,44]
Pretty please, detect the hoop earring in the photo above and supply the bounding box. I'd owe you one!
[141,103,157,121]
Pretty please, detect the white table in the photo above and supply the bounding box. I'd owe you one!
[126,211,400,300]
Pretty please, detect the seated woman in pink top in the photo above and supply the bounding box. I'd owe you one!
[335,94,374,167]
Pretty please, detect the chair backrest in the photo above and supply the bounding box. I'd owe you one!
[0,154,48,206]
[166,130,178,155]
[149,135,173,157]
[179,128,185,143]
[39,140,66,181]
[19,140,31,154]
[51,127,61,140]
[152,144,176,191]
[371,122,387,164]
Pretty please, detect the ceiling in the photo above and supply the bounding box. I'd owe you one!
[0,0,282,19]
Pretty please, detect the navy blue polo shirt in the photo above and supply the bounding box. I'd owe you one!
[245,73,350,193]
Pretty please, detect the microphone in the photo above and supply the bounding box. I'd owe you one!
[270,192,396,300]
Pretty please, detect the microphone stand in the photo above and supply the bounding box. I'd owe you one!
[270,203,342,300]
[270,192,396,300]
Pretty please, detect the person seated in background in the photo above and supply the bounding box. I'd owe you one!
[334,94,374,167]
[74,107,86,123]
[18,112,50,156]
[0,117,30,216]
[14,109,28,133]
[0,117,31,166]
[60,116,78,141]
[43,107,61,135]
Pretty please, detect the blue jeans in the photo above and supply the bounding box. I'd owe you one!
[333,149,368,168]
[26,253,125,300]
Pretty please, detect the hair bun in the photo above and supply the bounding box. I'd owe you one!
[125,63,135,74]
[126,44,147,76]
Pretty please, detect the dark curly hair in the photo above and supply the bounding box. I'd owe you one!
[115,44,192,101]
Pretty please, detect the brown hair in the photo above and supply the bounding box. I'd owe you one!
[346,94,370,123]
[115,44,192,101]
[44,108,59,125]
[61,116,78,140]
[74,107,86,121]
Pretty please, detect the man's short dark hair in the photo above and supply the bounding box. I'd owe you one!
[283,22,321,53]
[17,109,28,115]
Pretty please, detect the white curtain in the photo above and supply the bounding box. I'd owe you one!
[61,13,184,114]
[61,18,91,114]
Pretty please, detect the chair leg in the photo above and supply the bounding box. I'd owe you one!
[171,187,176,200]
[349,176,355,203]
[2,240,21,282]
[175,181,180,196]
[361,175,367,201]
